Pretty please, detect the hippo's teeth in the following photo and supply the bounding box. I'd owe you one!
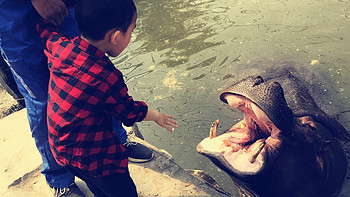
[223,139,241,152]
[240,122,246,128]
[210,120,219,139]
[249,139,266,163]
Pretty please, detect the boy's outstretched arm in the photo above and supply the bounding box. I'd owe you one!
[143,109,178,132]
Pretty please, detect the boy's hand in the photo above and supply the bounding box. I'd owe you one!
[31,0,68,26]
[155,114,178,132]
[144,109,178,132]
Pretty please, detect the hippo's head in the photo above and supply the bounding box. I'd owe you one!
[197,75,347,197]
[197,76,294,176]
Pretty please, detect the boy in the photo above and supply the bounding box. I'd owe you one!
[37,0,178,196]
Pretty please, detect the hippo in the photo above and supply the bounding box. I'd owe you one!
[197,68,350,197]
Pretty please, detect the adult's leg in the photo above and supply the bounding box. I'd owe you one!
[0,3,84,195]
[1,53,75,188]
[112,118,128,143]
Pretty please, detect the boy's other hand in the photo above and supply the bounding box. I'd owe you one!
[31,0,68,26]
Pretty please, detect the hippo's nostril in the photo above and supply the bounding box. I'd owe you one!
[252,76,264,87]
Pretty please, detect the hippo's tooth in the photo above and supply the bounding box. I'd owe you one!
[240,122,246,128]
[223,139,241,152]
[249,139,266,163]
[210,120,219,139]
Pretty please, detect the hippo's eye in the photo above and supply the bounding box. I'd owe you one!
[237,103,245,111]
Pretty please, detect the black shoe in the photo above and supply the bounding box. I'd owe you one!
[123,139,154,163]
[49,183,85,197]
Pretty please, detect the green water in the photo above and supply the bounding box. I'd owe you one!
[112,0,350,195]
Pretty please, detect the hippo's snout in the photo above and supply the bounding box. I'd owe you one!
[220,76,294,132]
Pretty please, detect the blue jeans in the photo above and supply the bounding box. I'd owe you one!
[5,55,75,188]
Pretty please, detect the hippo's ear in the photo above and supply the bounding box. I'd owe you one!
[300,116,316,130]
[252,76,264,87]
[293,116,317,144]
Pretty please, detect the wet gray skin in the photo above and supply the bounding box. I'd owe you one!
[197,73,349,197]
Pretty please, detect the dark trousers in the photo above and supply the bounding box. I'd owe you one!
[65,166,138,197]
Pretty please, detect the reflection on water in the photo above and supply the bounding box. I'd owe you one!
[112,0,350,195]
[134,0,225,68]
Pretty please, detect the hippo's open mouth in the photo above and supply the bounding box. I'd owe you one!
[197,94,282,175]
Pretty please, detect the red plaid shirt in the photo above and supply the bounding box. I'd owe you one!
[37,20,148,177]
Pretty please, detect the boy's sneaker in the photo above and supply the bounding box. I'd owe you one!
[49,183,85,197]
[123,139,154,163]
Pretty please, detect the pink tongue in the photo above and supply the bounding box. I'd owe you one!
[227,128,257,144]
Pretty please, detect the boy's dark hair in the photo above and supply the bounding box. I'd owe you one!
[75,0,137,41]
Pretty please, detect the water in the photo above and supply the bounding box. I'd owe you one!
[112,0,350,195]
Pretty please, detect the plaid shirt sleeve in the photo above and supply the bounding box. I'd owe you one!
[103,69,148,127]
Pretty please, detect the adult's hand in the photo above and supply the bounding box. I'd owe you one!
[31,0,68,26]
